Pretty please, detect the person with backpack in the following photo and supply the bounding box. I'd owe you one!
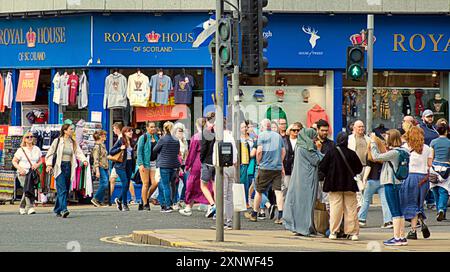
[358,134,393,229]
[136,121,156,211]
[90,130,109,207]
[429,123,450,221]
[45,124,88,218]
[370,129,410,246]
[400,126,432,240]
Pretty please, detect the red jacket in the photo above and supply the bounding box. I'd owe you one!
[307,104,332,134]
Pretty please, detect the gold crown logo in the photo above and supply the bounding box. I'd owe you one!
[146,31,161,43]
[26,27,36,48]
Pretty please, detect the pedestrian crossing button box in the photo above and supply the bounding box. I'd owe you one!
[219,142,233,167]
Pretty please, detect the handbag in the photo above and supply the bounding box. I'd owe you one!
[336,146,363,189]
[107,150,124,163]
[21,148,40,199]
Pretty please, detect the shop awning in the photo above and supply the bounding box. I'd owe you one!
[16,70,40,102]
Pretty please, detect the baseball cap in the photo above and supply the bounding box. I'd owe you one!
[422,109,434,118]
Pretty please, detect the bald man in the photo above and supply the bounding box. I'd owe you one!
[348,120,371,209]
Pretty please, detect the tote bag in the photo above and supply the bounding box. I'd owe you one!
[232,183,247,212]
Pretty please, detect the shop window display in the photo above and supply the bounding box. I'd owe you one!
[343,71,444,132]
[239,70,328,128]
[105,68,203,139]
[21,70,50,127]
[53,69,89,125]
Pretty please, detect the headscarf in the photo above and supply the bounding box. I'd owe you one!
[297,128,317,151]
[336,131,349,147]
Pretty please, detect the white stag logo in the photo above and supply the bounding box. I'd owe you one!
[302,26,320,49]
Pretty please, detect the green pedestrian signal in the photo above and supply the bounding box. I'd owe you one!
[349,64,362,78]
[346,46,365,81]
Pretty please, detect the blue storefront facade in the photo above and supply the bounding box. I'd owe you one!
[0,13,449,140]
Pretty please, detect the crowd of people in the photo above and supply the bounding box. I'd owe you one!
[11,108,450,246]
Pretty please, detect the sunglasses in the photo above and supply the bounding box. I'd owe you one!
[291,129,300,132]
[25,136,34,139]
[178,129,184,132]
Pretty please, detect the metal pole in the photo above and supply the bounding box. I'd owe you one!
[215,0,225,242]
[231,0,241,231]
[366,14,374,133]
[232,65,241,230]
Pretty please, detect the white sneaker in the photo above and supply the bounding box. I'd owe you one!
[179,208,192,216]
[19,208,26,215]
[351,235,359,241]
[171,204,180,211]
[27,208,36,215]
[329,233,337,240]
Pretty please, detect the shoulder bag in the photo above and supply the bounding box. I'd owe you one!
[336,146,363,189]
[21,147,40,192]
[107,141,125,163]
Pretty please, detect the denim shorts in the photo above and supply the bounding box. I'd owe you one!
[384,184,403,218]
[201,164,215,183]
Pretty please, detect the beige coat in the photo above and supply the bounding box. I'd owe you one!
[45,137,88,181]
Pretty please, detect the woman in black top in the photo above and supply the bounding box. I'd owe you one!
[358,135,393,228]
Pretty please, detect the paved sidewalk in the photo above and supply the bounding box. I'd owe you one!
[132,228,450,252]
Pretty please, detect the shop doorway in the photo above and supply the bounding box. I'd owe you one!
[21,69,51,127]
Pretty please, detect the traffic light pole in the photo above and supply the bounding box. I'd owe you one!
[231,0,241,231]
[366,14,374,133]
[215,0,225,243]
[232,65,241,230]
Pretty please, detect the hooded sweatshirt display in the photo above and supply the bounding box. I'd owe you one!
[150,73,173,105]
[77,71,89,109]
[127,72,150,107]
[174,73,194,104]
[104,72,128,109]
[307,104,331,134]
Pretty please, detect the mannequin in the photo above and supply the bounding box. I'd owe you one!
[301,89,310,103]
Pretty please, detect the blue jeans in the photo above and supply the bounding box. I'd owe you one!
[432,186,449,213]
[94,168,109,202]
[384,184,404,219]
[54,162,71,214]
[358,180,392,223]
[115,160,133,204]
[159,168,176,208]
